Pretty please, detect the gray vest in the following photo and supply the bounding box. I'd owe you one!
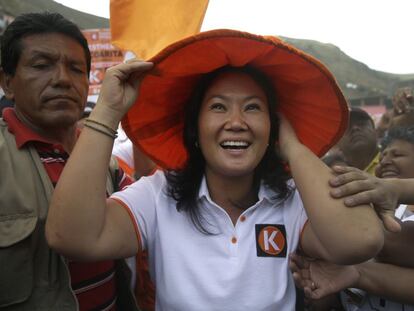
[0,119,140,310]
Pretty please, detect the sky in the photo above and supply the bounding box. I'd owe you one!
[54,0,414,74]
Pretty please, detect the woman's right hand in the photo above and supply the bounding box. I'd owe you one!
[92,60,154,128]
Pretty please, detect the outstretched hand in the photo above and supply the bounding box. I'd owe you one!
[329,166,401,233]
[93,60,154,126]
[393,87,413,115]
[289,253,360,300]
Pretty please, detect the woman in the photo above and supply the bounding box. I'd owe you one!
[46,30,383,310]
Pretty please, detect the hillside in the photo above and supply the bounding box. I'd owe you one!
[1,0,412,104]
[283,37,414,101]
[0,0,109,29]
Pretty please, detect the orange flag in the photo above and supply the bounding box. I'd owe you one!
[110,0,209,59]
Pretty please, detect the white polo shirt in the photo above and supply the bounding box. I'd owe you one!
[112,171,307,311]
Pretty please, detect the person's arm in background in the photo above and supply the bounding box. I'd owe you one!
[391,87,413,118]
[289,253,414,305]
[279,116,384,265]
[377,221,414,267]
[329,166,414,267]
[376,109,393,140]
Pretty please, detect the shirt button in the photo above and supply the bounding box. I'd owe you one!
[240,215,246,222]
[231,236,237,244]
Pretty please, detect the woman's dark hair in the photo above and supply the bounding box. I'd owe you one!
[1,12,91,76]
[166,65,293,233]
[381,126,414,151]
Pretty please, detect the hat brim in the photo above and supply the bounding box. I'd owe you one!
[122,29,349,170]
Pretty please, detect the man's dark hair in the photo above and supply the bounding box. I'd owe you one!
[166,65,293,234]
[1,12,91,76]
[381,126,414,151]
[350,107,375,128]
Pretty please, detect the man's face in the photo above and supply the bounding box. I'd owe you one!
[337,115,377,154]
[2,33,89,130]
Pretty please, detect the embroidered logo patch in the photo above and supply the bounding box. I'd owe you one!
[255,224,287,257]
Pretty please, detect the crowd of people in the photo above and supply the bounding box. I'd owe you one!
[0,11,413,311]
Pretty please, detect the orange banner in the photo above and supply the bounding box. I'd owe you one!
[82,29,125,96]
[110,0,209,59]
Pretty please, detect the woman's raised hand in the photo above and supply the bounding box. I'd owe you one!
[92,59,154,128]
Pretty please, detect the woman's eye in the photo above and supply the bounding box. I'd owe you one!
[210,103,225,111]
[245,103,261,111]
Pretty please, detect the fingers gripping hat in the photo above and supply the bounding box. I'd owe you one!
[122,29,349,170]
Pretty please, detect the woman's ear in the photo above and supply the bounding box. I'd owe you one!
[0,68,15,100]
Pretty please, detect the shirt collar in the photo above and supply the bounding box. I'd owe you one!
[257,182,275,203]
[2,108,56,149]
[1,107,81,152]
[198,175,211,201]
[197,175,275,205]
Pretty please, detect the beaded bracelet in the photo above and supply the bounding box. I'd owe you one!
[83,122,118,139]
[84,118,118,137]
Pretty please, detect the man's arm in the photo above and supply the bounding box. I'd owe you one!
[330,168,414,206]
[356,260,414,304]
[378,221,414,267]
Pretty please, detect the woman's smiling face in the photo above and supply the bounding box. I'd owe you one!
[377,139,414,179]
[197,71,271,179]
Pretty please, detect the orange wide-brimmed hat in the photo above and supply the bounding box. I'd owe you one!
[122,29,349,170]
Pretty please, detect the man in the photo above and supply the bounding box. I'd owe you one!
[333,107,379,173]
[0,13,138,310]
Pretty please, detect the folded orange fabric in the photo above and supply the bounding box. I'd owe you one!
[110,0,209,59]
[122,29,349,169]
